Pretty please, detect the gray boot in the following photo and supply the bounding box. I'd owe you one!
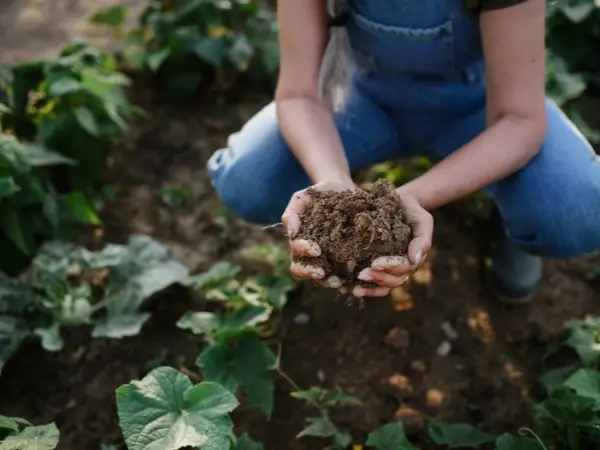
[489,209,543,304]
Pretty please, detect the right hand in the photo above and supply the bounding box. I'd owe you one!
[281,181,354,290]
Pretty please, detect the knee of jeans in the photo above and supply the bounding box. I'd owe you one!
[208,148,279,224]
[506,192,600,259]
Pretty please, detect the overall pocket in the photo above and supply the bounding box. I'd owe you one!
[347,10,456,76]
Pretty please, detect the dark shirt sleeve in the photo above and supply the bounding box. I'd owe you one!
[464,0,530,14]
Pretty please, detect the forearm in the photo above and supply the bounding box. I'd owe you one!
[276,97,353,187]
[398,115,546,210]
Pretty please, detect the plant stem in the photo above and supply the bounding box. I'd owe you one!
[519,427,549,450]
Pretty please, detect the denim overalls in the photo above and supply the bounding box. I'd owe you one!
[208,0,600,259]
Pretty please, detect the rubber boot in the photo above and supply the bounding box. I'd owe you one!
[489,207,543,304]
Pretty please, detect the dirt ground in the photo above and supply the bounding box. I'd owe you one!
[0,0,143,64]
[0,80,597,449]
[0,4,599,448]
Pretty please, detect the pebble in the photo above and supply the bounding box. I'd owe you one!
[441,321,459,340]
[436,341,452,357]
[384,327,410,350]
[410,360,427,372]
[293,313,310,325]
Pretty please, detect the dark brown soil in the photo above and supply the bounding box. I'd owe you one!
[0,84,598,450]
[297,181,411,289]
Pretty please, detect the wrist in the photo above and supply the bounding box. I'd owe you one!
[396,182,433,210]
[314,171,354,189]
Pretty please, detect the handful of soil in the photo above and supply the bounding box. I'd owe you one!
[295,180,412,289]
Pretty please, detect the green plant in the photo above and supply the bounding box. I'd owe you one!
[0,235,189,374]
[116,366,239,450]
[3,41,132,191]
[365,423,417,450]
[0,415,59,449]
[291,387,361,449]
[178,271,277,415]
[0,42,133,272]
[0,129,89,275]
[546,0,600,142]
[93,0,279,97]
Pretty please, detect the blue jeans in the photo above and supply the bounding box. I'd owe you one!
[208,1,600,259]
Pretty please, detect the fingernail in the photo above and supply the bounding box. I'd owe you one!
[372,266,383,271]
[308,248,320,257]
[311,269,325,279]
[400,275,410,284]
[358,269,373,282]
[415,250,423,265]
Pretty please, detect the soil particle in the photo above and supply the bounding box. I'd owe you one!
[296,180,412,288]
[385,327,411,350]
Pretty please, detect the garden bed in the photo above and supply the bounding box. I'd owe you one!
[0,85,598,449]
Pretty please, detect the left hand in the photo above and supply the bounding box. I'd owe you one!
[353,192,433,297]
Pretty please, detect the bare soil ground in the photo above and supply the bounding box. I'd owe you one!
[0,0,143,64]
[0,83,597,449]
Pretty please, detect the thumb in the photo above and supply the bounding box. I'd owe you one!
[406,208,433,266]
[282,189,311,239]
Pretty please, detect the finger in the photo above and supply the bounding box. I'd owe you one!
[370,256,412,276]
[290,239,321,257]
[405,209,433,267]
[282,189,311,239]
[290,262,325,280]
[358,268,409,288]
[353,285,391,298]
[315,276,342,289]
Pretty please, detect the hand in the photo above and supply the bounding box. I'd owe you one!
[282,180,355,290]
[353,192,434,298]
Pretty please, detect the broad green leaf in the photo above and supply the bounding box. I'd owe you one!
[132,260,188,299]
[0,416,31,433]
[0,272,40,314]
[73,107,100,137]
[176,311,219,337]
[116,367,239,450]
[366,423,417,450]
[228,36,254,71]
[197,331,276,416]
[147,48,171,72]
[0,316,29,375]
[3,210,30,255]
[534,387,599,426]
[92,312,151,339]
[494,433,542,450]
[540,366,577,392]
[177,305,271,341]
[20,144,75,167]
[187,261,241,290]
[565,317,600,366]
[0,177,19,199]
[194,38,227,66]
[428,420,495,448]
[235,433,265,450]
[297,416,352,448]
[559,3,596,22]
[81,70,129,97]
[62,191,101,225]
[34,323,64,352]
[0,423,59,450]
[90,5,128,27]
[48,77,80,97]
[564,368,600,403]
[291,387,361,409]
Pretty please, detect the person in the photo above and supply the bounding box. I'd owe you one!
[208,0,600,302]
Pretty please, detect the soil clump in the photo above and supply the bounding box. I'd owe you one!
[296,180,412,289]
